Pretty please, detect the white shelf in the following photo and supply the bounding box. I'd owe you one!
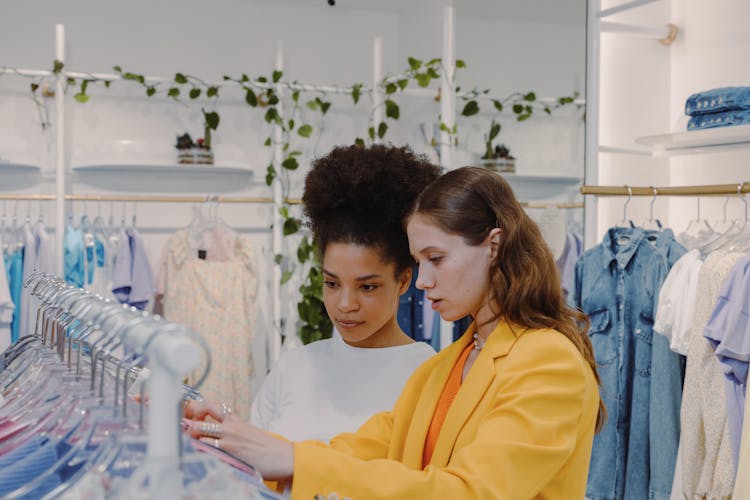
[0,162,42,174]
[498,173,581,185]
[72,164,254,176]
[635,124,750,156]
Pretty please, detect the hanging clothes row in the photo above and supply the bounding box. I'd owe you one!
[576,183,750,499]
[0,272,281,499]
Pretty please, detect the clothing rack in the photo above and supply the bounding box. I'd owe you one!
[0,193,303,204]
[23,271,208,498]
[580,183,750,197]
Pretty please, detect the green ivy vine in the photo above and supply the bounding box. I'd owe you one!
[15,56,582,346]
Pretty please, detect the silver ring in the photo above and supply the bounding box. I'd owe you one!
[214,438,220,449]
[200,421,223,439]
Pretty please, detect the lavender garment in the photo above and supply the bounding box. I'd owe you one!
[111,228,155,310]
[556,231,582,299]
[704,253,750,468]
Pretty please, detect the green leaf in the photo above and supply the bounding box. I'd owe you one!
[439,122,450,132]
[462,100,479,116]
[282,157,299,170]
[206,86,219,98]
[493,100,503,113]
[53,60,64,73]
[319,100,331,115]
[283,217,300,235]
[274,254,283,265]
[223,75,231,81]
[146,86,156,97]
[257,76,268,83]
[408,57,422,71]
[113,65,122,73]
[66,77,76,85]
[427,67,439,79]
[415,73,431,88]
[288,150,303,157]
[426,58,441,66]
[384,83,398,94]
[354,137,365,147]
[456,59,466,68]
[272,70,283,83]
[283,142,290,152]
[280,271,293,285]
[174,73,188,84]
[137,75,145,84]
[397,79,408,90]
[368,127,375,141]
[167,87,180,98]
[203,110,220,130]
[512,103,524,114]
[306,100,319,111]
[268,94,279,105]
[288,119,295,131]
[265,164,276,186]
[489,122,501,140]
[279,206,289,218]
[378,121,388,139]
[30,83,39,92]
[104,81,111,88]
[384,99,399,120]
[264,137,272,147]
[351,83,362,104]
[74,93,89,103]
[523,92,536,102]
[80,80,88,93]
[265,108,280,124]
[245,88,257,107]
[292,90,300,103]
[189,87,201,99]
[544,107,551,115]
[241,73,249,82]
[517,113,531,122]
[298,124,313,138]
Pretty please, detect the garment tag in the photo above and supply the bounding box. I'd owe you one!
[198,249,207,260]
[84,232,95,248]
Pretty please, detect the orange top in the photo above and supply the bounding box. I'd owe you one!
[422,342,474,469]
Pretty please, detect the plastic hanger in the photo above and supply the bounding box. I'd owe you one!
[678,197,717,249]
[700,183,747,256]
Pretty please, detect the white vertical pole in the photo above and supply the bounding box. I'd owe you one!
[584,0,600,249]
[372,36,383,144]
[439,4,456,350]
[54,24,66,275]
[270,41,284,364]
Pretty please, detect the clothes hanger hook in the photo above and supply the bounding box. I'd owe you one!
[622,185,632,223]
[649,187,658,220]
[738,183,748,223]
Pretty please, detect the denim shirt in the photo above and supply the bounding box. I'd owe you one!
[572,227,669,500]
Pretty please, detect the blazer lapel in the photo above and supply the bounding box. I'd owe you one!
[427,321,527,467]
[400,324,476,469]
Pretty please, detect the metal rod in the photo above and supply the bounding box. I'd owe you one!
[581,183,750,196]
[598,0,661,18]
[521,202,584,209]
[0,193,302,204]
[55,24,66,276]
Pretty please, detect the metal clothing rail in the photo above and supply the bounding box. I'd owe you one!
[580,183,750,197]
[0,193,303,204]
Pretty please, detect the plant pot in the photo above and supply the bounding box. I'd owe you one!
[480,157,515,173]
[177,149,194,164]
[194,147,214,165]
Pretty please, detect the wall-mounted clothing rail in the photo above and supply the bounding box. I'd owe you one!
[581,183,750,197]
[0,193,303,204]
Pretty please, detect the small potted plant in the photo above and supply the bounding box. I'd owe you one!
[194,137,214,165]
[480,119,515,173]
[176,133,195,164]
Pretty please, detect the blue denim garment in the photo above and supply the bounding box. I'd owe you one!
[685,87,750,116]
[687,109,750,130]
[644,228,687,500]
[398,268,426,342]
[572,227,668,500]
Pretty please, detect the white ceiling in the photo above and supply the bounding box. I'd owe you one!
[266,0,586,25]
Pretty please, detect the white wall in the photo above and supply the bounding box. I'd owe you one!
[0,0,586,383]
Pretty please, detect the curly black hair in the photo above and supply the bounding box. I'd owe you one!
[302,144,442,275]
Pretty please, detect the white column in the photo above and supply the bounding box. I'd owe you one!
[372,36,384,145]
[584,0,601,250]
[55,24,66,275]
[439,4,456,350]
[270,41,284,364]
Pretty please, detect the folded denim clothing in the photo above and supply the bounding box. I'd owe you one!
[687,109,750,130]
[685,86,750,116]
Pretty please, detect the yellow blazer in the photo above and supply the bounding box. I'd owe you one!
[291,320,599,499]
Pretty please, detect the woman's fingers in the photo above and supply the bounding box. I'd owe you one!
[184,400,224,421]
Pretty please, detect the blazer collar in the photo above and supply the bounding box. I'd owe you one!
[401,320,528,469]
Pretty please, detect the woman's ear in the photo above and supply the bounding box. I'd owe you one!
[398,267,413,296]
[488,228,502,260]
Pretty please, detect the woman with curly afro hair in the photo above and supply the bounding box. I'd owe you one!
[245,144,441,445]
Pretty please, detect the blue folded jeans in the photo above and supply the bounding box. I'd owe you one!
[685,87,750,116]
[687,109,750,130]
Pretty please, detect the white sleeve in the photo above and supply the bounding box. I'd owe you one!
[249,358,283,430]
[654,261,682,338]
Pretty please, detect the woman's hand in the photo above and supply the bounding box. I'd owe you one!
[183,400,294,481]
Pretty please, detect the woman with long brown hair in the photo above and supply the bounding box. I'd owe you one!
[185,165,604,499]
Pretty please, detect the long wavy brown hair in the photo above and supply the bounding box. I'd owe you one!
[411,166,605,431]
